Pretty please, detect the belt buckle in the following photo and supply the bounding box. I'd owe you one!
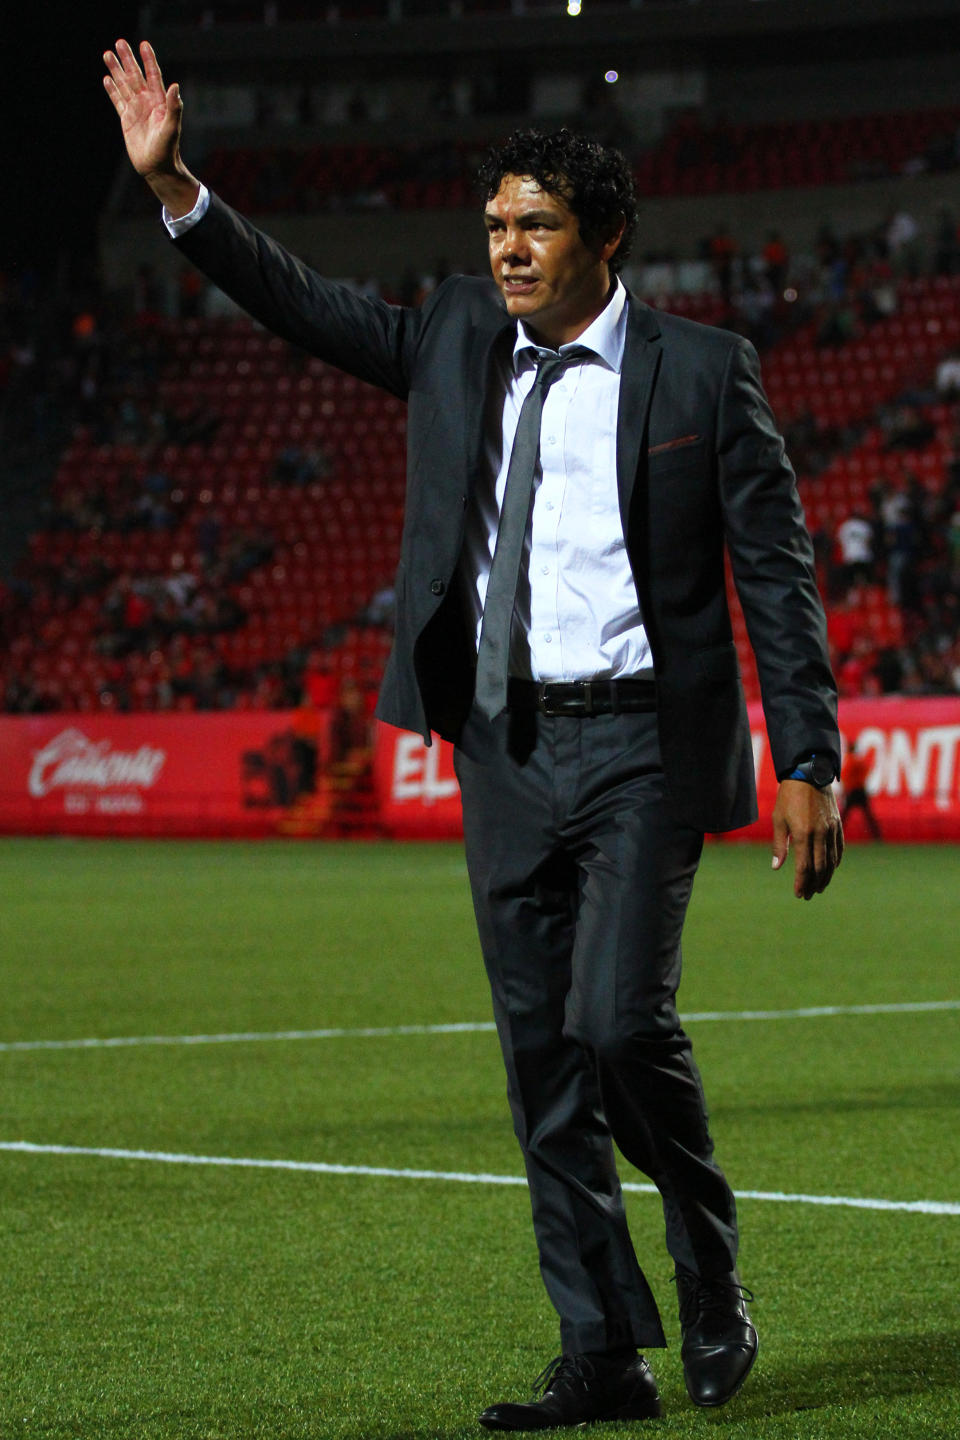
[538,682,565,716]
[538,682,593,716]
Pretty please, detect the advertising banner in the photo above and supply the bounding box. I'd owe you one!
[373,697,960,842]
[0,711,333,837]
[0,698,957,839]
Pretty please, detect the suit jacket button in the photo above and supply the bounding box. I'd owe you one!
[430,578,446,596]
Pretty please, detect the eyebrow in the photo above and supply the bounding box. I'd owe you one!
[484,208,561,227]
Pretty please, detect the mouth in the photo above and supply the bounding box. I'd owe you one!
[503,275,539,295]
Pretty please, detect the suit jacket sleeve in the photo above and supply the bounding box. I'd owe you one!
[170,192,420,398]
[717,337,840,776]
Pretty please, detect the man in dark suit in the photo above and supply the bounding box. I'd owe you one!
[105,39,843,1430]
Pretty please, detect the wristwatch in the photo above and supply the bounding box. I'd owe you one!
[785,753,836,789]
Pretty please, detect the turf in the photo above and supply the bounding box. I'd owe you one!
[0,838,958,1438]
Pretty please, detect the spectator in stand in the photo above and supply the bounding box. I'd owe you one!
[949,505,960,582]
[706,222,737,303]
[836,509,875,588]
[178,263,206,317]
[873,645,904,694]
[761,230,789,296]
[840,739,882,840]
[881,405,936,452]
[816,299,857,349]
[357,582,396,629]
[302,649,337,708]
[934,206,960,276]
[671,108,705,170]
[330,675,371,770]
[935,349,960,399]
[887,506,921,608]
[856,258,898,325]
[885,208,921,278]
[270,441,330,485]
[734,273,776,351]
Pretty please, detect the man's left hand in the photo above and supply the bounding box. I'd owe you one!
[771,780,844,900]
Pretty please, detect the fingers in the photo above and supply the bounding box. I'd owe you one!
[103,39,164,103]
[794,819,842,900]
[140,40,166,92]
[771,821,789,872]
[103,45,134,107]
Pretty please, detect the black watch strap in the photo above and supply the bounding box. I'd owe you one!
[786,753,836,789]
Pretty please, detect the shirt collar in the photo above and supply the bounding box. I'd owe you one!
[513,277,628,375]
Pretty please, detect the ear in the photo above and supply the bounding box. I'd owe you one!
[598,217,627,265]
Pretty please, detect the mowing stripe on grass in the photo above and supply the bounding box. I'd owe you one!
[1,1141,958,1216]
[0,1000,958,1053]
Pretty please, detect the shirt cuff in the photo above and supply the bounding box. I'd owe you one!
[163,183,210,237]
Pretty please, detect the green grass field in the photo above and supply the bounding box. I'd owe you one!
[1,838,958,1439]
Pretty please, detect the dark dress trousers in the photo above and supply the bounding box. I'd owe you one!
[174,196,840,1350]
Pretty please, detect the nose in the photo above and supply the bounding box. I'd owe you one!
[501,226,530,265]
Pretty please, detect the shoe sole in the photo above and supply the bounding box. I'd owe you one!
[479,1409,661,1432]
[478,1395,662,1431]
[685,1330,759,1410]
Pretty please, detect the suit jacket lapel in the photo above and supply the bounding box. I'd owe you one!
[465,309,515,492]
[617,296,662,535]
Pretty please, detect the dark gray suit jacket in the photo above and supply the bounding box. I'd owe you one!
[175,194,839,832]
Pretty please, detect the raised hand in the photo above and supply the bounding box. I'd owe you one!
[103,39,199,216]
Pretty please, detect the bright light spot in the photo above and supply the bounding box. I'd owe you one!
[784,287,798,303]
[567,0,581,14]
[604,70,619,84]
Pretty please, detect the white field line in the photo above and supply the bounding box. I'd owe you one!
[1,1000,958,1055]
[1,1141,957,1216]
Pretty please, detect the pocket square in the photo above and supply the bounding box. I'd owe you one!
[648,433,702,456]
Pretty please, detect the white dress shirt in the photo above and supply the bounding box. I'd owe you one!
[461,279,652,681]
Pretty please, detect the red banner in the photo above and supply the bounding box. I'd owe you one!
[1,698,957,839]
[0,711,332,836]
[373,697,960,842]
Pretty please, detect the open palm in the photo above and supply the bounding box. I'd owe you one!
[103,39,181,178]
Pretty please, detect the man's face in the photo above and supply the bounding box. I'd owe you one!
[484,174,622,348]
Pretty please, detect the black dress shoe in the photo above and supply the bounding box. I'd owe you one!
[479,1351,661,1431]
[675,1266,758,1408]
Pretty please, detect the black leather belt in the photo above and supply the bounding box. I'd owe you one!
[506,677,657,717]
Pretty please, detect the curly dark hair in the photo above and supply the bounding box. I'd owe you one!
[477,128,638,275]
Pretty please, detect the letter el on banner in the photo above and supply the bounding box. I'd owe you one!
[374,723,462,837]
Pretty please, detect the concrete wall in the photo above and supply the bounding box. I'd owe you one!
[100,168,960,296]
[707,50,960,124]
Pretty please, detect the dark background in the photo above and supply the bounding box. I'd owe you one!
[5,5,142,272]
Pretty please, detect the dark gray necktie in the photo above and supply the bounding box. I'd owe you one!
[474,347,589,721]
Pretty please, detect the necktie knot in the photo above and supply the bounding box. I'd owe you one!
[531,346,591,392]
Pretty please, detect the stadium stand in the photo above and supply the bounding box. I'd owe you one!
[3,270,960,730]
[116,104,960,218]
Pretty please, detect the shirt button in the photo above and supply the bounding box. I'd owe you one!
[541,565,550,575]
[546,436,556,445]
[544,634,553,644]
[430,578,445,596]
[545,501,555,511]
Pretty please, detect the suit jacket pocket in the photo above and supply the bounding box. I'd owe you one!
[647,434,706,475]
